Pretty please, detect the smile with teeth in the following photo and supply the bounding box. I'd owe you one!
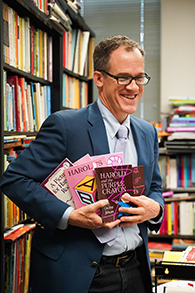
[122,94,137,99]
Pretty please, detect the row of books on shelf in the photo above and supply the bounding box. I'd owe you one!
[4,136,36,148]
[165,97,195,141]
[3,2,53,81]
[62,73,88,108]
[159,154,195,189]
[4,194,30,229]
[3,145,34,229]
[149,243,195,267]
[3,71,51,132]
[48,0,72,31]
[4,223,35,293]
[62,29,95,78]
[159,199,195,236]
[31,0,49,14]
[31,0,82,16]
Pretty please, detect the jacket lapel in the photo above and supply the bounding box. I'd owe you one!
[130,116,149,167]
[87,100,110,155]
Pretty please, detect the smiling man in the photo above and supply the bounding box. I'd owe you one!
[1,35,164,293]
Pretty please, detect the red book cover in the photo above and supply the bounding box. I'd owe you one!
[7,75,21,131]
[30,24,34,75]
[159,204,168,234]
[4,224,35,241]
[173,201,178,235]
[19,234,26,293]
[181,155,185,188]
[18,77,27,132]
[95,164,145,223]
[63,30,66,68]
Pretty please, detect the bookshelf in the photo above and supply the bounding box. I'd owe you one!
[0,0,95,291]
[148,142,195,270]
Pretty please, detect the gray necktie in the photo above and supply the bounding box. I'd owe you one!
[93,125,128,246]
[115,124,128,154]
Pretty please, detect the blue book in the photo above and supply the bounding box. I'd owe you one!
[71,29,77,71]
[46,85,51,117]
[62,73,66,107]
[192,154,195,185]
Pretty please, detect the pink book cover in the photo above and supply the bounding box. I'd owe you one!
[63,153,125,211]
[91,152,124,167]
[74,153,91,165]
[41,158,75,208]
[63,159,99,210]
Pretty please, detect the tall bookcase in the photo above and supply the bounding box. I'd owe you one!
[0,0,95,291]
[149,145,195,267]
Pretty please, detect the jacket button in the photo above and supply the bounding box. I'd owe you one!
[91,261,98,267]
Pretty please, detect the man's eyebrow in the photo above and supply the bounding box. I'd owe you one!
[117,72,145,77]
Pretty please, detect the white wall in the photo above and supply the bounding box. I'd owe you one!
[161,0,195,114]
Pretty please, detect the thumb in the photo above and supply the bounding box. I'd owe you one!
[91,199,109,211]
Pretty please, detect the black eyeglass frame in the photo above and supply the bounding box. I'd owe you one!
[101,70,151,86]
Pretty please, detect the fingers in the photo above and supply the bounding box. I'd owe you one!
[91,199,109,211]
[119,214,141,227]
[104,219,121,229]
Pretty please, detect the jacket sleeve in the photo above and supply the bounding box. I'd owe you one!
[0,112,71,235]
[146,124,164,232]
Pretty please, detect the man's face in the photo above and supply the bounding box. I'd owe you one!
[99,46,145,123]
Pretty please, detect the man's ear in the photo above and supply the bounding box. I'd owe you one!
[93,71,104,87]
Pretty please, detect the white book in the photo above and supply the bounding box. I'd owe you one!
[79,31,90,76]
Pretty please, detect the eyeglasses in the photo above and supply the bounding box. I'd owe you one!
[101,70,151,86]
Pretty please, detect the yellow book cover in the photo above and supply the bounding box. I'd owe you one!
[8,198,13,227]
[162,251,183,264]
[88,38,95,79]
[74,78,80,109]
[167,203,172,235]
[14,10,18,68]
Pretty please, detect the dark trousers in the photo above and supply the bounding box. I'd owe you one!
[88,247,150,293]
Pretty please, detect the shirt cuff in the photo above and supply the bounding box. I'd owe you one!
[57,206,74,230]
[149,205,164,224]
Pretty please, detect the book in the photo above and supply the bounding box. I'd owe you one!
[94,164,145,223]
[7,75,21,131]
[64,153,124,210]
[167,126,195,132]
[165,288,195,293]
[79,31,90,76]
[63,157,105,210]
[163,246,195,265]
[41,158,75,208]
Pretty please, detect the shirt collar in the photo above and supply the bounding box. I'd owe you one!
[97,98,130,139]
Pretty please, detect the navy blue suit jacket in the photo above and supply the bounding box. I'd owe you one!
[1,100,164,293]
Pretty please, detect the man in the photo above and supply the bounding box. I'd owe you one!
[1,35,164,293]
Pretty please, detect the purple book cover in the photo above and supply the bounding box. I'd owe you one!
[41,158,75,208]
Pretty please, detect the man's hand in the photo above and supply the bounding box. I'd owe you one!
[118,193,161,227]
[68,199,120,230]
